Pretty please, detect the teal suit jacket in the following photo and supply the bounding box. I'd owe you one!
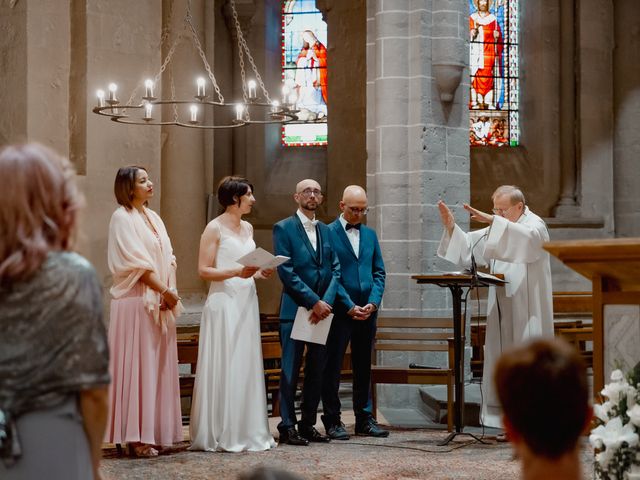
[328,219,385,314]
[273,214,341,321]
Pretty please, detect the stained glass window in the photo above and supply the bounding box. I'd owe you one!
[469,0,519,147]
[282,0,328,146]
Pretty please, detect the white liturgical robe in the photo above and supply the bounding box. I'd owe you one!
[437,206,554,428]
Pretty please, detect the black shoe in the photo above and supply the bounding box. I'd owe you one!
[278,427,309,446]
[299,425,331,443]
[326,422,350,440]
[355,418,389,438]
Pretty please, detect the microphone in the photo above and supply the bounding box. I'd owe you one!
[467,232,488,285]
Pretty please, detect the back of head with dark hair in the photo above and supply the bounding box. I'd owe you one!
[494,338,589,459]
[217,176,253,210]
[114,165,147,209]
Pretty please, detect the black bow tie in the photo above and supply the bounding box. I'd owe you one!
[346,223,361,231]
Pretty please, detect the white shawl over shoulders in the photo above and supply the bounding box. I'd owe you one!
[108,206,182,330]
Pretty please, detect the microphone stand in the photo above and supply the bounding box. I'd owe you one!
[439,232,489,446]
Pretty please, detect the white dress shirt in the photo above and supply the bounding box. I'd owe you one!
[339,214,360,258]
[296,209,318,251]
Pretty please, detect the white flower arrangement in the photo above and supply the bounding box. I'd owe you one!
[590,366,640,479]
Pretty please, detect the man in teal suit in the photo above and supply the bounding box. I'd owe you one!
[273,179,341,446]
[321,185,388,439]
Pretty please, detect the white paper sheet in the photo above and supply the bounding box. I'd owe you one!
[290,307,334,345]
[236,247,290,269]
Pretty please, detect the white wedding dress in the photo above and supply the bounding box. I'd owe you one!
[189,221,275,452]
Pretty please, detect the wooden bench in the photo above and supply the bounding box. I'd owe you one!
[553,292,593,368]
[176,324,200,403]
[371,317,455,431]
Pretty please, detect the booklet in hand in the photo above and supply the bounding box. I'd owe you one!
[290,307,334,345]
[236,247,289,270]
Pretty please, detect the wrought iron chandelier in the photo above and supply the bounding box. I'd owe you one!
[92,0,297,129]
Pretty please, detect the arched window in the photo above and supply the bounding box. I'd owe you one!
[282,0,328,147]
[469,0,519,147]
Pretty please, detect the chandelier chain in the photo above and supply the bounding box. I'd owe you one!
[238,40,248,103]
[186,0,225,103]
[231,0,271,103]
[170,66,179,122]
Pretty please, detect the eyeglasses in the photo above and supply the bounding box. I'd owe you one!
[345,206,369,215]
[492,205,515,216]
[298,188,323,198]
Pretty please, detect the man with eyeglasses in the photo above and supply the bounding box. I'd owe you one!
[319,185,388,440]
[436,185,553,437]
[273,179,341,446]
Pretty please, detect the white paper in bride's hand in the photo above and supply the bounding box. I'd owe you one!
[235,247,289,269]
[290,307,334,345]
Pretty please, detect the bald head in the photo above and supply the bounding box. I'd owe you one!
[294,178,323,215]
[342,185,367,203]
[296,178,321,194]
[340,185,368,225]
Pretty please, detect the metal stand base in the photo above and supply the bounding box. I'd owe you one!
[437,430,488,446]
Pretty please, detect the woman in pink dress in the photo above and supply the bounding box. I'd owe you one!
[104,166,183,457]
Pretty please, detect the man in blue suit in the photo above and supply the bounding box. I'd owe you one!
[273,179,341,446]
[321,185,388,439]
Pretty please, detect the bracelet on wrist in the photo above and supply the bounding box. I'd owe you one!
[160,286,169,295]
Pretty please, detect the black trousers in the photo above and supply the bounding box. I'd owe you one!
[277,321,328,433]
[321,312,377,427]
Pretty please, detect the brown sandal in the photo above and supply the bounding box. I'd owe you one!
[128,443,159,457]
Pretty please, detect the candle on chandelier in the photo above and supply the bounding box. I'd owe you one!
[108,83,118,102]
[271,100,280,113]
[247,80,257,100]
[197,77,206,98]
[288,91,297,107]
[281,84,290,105]
[190,104,198,123]
[144,102,153,120]
[144,79,154,98]
[235,103,245,121]
[96,89,106,107]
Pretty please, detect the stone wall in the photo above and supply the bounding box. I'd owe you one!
[367,0,471,409]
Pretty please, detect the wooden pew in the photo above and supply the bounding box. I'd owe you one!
[371,317,455,431]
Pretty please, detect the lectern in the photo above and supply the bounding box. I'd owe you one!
[544,238,640,394]
[412,273,505,445]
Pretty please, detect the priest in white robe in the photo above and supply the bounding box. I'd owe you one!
[437,185,554,429]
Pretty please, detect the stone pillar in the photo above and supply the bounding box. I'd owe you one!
[160,0,208,294]
[367,0,470,410]
[223,0,255,178]
[0,1,27,145]
[554,0,580,217]
[576,0,614,232]
[84,0,163,286]
[613,0,640,237]
[317,0,367,210]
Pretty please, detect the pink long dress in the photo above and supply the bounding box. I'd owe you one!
[103,206,183,446]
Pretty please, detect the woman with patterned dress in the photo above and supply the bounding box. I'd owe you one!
[0,143,110,480]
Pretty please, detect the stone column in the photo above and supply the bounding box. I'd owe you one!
[160,0,208,294]
[367,0,470,410]
[84,0,163,289]
[0,1,27,145]
[613,0,640,237]
[554,0,580,217]
[576,0,614,232]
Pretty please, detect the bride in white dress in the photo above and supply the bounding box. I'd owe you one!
[189,177,276,452]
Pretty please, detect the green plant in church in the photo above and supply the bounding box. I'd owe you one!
[590,363,640,479]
